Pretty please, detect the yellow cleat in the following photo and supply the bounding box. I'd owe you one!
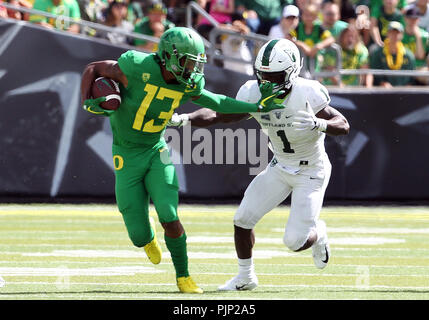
[177,276,204,294]
[144,217,162,264]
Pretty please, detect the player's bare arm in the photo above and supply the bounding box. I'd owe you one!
[316,106,350,136]
[80,60,128,105]
[189,108,249,127]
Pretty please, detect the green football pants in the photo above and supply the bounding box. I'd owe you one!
[112,142,179,247]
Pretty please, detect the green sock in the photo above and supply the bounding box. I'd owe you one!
[164,232,189,278]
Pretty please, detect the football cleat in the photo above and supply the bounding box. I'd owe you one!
[177,276,203,294]
[312,220,330,269]
[312,242,330,269]
[217,274,258,291]
[144,217,162,264]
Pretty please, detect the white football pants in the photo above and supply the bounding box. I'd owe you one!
[234,156,332,251]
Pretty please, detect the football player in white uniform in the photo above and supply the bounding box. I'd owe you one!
[168,39,350,291]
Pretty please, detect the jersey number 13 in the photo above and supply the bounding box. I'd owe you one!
[133,84,183,133]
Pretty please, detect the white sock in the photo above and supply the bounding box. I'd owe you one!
[238,257,254,278]
[315,220,327,245]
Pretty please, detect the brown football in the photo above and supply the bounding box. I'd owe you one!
[91,77,121,110]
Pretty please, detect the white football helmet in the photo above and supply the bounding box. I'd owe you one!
[254,39,303,91]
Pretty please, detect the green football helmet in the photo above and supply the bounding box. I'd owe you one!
[157,27,207,88]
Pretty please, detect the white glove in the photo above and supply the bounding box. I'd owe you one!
[291,102,327,132]
[167,113,189,127]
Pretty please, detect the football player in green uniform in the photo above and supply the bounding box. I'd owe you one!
[80,27,284,294]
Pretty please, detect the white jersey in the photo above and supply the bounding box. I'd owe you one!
[236,77,331,169]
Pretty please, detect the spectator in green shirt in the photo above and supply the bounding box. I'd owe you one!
[133,2,175,52]
[322,25,370,87]
[369,0,405,48]
[321,1,348,40]
[370,0,407,16]
[291,3,335,72]
[29,0,81,33]
[369,21,416,87]
[402,6,429,84]
[235,0,290,35]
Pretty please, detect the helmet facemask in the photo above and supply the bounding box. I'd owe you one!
[255,64,299,92]
[177,54,206,87]
[157,28,206,89]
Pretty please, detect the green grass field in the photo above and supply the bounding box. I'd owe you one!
[0,204,429,300]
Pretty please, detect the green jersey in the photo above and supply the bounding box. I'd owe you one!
[292,22,332,71]
[293,21,332,47]
[112,50,204,147]
[369,46,416,86]
[134,17,175,47]
[322,43,368,86]
[235,0,289,21]
[402,29,429,68]
[370,0,407,16]
[327,20,348,40]
[370,7,404,41]
[29,0,81,29]
[341,43,369,86]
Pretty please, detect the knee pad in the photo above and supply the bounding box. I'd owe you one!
[233,207,255,229]
[283,231,307,252]
[129,233,152,248]
[126,224,153,248]
[155,201,178,224]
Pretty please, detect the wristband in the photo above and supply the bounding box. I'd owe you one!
[181,114,190,126]
[317,118,328,132]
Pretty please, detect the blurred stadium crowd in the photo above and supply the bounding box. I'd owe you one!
[1,0,429,87]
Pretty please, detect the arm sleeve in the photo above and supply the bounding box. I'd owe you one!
[192,89,258,113]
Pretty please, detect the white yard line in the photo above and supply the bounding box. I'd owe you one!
[2,244,429,253]
[0,266,165,276]
[0,235,409,246]
[3,281,429,291]
[1,267,428,278]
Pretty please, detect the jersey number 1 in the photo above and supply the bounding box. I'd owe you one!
[276,130,295,153]
[133,84,183,133]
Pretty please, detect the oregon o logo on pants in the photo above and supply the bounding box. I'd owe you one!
[113,155,124,170]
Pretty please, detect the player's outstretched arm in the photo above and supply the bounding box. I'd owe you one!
[168,108,249,128]
[191,82,284,114]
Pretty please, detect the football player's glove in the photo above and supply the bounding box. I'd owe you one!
[292,101,327,132]
[257,81,286,112]
[167,113,189,127]
[83,97,116,117]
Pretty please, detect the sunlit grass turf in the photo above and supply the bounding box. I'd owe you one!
[0,204,429,300]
